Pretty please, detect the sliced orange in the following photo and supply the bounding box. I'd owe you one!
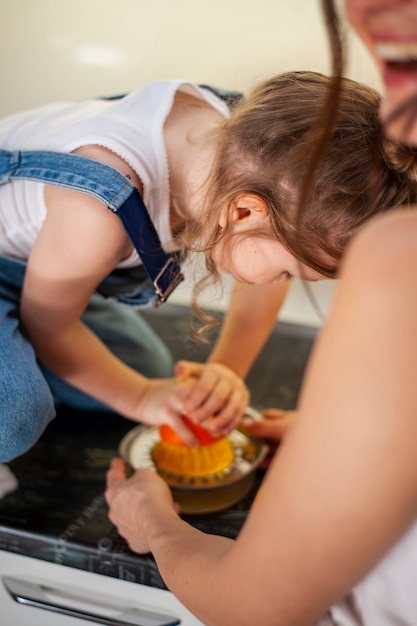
[159,416,221,447]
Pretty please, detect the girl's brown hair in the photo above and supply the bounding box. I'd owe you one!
[194,69,417,284]
[291,0,417,274]
[197,72,417,277]
[184,39,417,334]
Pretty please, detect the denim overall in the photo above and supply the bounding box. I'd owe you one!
[0,149,184,461]
[0,85,243,462]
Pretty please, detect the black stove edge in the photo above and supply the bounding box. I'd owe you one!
[0,524,168,590]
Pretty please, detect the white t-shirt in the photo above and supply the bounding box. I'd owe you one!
[0,81,229,266]
[316,519,417,625]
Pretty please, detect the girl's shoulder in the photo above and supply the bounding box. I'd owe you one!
[71,144,143,194]
[173,87,215,110]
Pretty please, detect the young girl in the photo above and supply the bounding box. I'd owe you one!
[0,68,410,464]
[106,2,417,625]
[0,82,254,462]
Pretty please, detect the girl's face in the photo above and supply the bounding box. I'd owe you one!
[345,0,417,146]
[211,194,330,284]
[212,234,326,285]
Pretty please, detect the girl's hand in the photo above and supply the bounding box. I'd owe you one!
[173,360,250,437]
[242,408,297,441]
[133,377,201,447]
[105,458,177,554]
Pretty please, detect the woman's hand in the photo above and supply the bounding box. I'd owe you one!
[105,458,177,554]
[172,360,250,437]
[242,408,297,441]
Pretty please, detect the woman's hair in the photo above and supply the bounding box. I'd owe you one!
[191,69,417,284]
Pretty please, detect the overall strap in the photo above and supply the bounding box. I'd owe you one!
[0,149,183,304]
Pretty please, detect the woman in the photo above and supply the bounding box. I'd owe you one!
[106,1,417,625]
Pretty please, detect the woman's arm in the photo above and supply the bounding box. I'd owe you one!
[107,210,417,625]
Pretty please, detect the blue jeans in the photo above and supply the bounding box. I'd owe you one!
[0,256,173,462]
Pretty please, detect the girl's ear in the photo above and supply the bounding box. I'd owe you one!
[219,194,269,229]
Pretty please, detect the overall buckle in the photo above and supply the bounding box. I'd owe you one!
[153,258,184,305]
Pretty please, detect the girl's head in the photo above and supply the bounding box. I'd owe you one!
[344,0,417,147]
[198,70,417,284]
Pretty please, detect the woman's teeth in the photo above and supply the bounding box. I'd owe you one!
[376,41,417,63]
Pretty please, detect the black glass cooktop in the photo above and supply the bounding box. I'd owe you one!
[0,407,264,590]
[0,305,317,590]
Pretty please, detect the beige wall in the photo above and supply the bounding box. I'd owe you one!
[0,0,381,116]
[0,1,382,325]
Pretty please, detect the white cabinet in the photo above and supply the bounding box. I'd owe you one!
[0,551,205,626]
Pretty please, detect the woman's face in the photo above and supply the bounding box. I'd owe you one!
[345,0,417,146]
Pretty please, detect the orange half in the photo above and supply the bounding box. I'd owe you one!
[159,417,221,447]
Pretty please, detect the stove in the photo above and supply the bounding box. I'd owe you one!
[0,309,316,597]
[0,406,265,591]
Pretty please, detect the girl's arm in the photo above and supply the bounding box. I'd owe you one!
[208,279,290,378]
[106,210,417,626]
[20,179,197,445]
[173,280,290,433]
